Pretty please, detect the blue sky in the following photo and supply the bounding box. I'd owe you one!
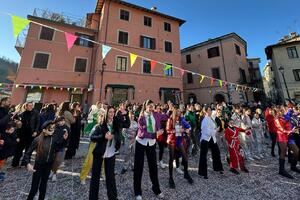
[1,0,300,73]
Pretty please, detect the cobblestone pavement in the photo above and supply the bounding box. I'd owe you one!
[1,139,300,200]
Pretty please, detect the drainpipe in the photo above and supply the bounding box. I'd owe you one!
[220,40,231,103]
[99,0,111,101]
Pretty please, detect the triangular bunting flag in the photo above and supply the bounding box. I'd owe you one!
[102,45,111,59]
[11,15,30,38]
[219,80,223,87]
[64,32,78,51]
[180,69,185,76]
[210,78,215,86]
[130,53,138,67]
[150,60,157,71]
[164,64,172,71]
[199,75,205,83]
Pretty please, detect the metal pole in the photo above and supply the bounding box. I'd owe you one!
[281,72,291,101]
[99,64,104,100]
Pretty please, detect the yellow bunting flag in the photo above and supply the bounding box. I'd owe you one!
[11,15,30,38]
[130,53,138,67]
[199,75,205,83]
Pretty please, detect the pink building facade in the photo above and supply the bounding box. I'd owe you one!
[181,33,254,104]
[12,0,185,106]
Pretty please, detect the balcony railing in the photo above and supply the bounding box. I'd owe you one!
[32,8,86,27]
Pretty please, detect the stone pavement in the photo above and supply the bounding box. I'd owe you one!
[1,139,300,200]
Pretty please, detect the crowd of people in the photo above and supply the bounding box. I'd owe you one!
[0,96,299,200]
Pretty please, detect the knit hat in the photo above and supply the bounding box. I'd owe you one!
[41,120,55,130]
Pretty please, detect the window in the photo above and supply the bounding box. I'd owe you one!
[33,53,50,69]
[26,88,43,103]
[187,72,193,84]
[287,46,299,59]
[164,22,171,32]
[211,68,221,79]
[116,56,127,71]
[165,41,172,53]
[239,68,247,83]
[249,61,253,68]
[118,31,128,45]
[143,60,151,74]
[140,36,156,50]
[74,33,94,47]
[144,16,152,27]
[186,54,192,64]
[120,9,130,21]
[207,47,220,58]
[164,63,173,76]
[235,44,241,55]
[39,26,54,41]
[74,58,87,72]
[293,69,300,81]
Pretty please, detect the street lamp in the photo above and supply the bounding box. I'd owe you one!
[99,61,107,100]
[278,66,291,102]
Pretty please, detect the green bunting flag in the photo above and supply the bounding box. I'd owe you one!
[164,64,172,71]
[219,80,223,87]
[11,15,30,38]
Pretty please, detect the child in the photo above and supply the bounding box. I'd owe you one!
[49,116,70,182]
[0,122,17,181]
[252,113,265,159]
[22,120,68,200]
[121,111,138,174]
[224,119,250,174]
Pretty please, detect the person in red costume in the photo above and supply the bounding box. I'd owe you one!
[274,107,296,179]
[224,119,250,175]
[265,107,280,157]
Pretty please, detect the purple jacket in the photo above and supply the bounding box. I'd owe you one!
[137,112,168,139]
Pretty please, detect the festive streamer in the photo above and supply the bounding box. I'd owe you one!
[3,13,262,93]
[11,15,30,38]
[130,53,138,67]
[164,64,172,71]
[219,80,223,87]
[64,32,78,51]
[210,78,215,86]
[102,44,111,59]
[180,69,185,76]
[150,60,157,71]
[199,75,205,83]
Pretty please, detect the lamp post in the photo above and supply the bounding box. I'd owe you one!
[99,61,107,100]
[278,66,291,102]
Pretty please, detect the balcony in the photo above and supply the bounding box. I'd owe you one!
[32,8,86,27]
[15,27,28,55]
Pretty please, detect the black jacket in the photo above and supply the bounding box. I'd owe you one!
[0,107,9,132]
[215,116,224,132]
[20,110,40,137]
[0,130,17,160]
[55,124,70,149]
[22,131,66,166]
[91,113,130,156]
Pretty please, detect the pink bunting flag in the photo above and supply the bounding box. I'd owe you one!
[180,69,185,76]
[64,32,78,51]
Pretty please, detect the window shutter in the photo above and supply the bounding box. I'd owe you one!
[152,38,156,50]
[140,36,143,48]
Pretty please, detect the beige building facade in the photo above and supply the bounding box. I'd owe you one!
[265,33,300,103]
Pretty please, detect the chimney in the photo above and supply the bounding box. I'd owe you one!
[151,6,157,11]
[289,32,297,38]
[283,35,290,40]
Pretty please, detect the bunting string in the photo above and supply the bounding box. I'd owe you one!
[1,12,263,93]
